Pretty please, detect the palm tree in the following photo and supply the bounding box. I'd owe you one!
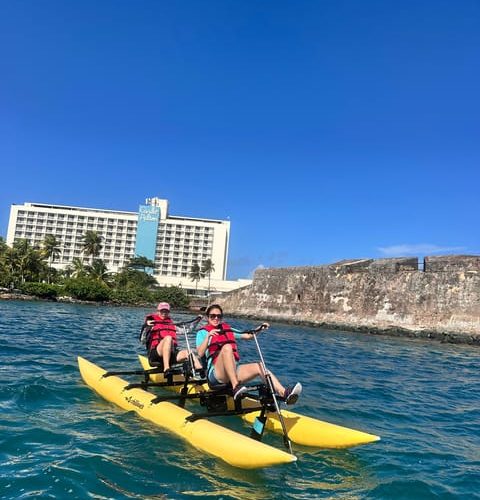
[127,256,156,273]
[0,237,9,287]
[81,230,103,263]
[189,262,204,295]
[42,234,61,283]
[9,239,45,284]
[3,246,17,286]
[0,236,7,254]
[87,259,111,284]
[68,257,87,278]
[201,259,215,301]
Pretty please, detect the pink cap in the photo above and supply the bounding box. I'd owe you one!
[157,302,170,311]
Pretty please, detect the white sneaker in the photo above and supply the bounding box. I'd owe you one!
[284,382,302,405]
[233,384,248,400]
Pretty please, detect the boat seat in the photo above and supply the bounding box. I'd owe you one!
[207,382,231,394]
[147,360,162,367]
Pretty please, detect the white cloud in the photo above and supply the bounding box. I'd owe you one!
[377,244,467,257]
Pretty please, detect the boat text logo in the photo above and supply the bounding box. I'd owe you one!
[125,395,144,409]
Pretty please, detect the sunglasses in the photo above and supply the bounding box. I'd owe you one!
[208,314,223,320]
[159,309,170,314]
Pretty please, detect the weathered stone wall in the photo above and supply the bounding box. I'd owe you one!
[218,255,480,344]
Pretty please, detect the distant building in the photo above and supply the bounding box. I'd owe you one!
[6,197,251,294]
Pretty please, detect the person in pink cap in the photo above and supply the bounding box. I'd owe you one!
[144,302,201,375]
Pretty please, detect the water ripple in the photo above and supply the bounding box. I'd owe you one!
[0,300,479,499]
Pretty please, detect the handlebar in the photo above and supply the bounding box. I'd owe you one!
[215,323,269,335]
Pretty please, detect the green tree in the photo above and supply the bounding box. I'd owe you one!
[64,277,110,302]
[110,287,151,305]
[201,259,215,301]
[152,286,189,309]
[20,282,61,299]
[7,239,46,285]
[42,234,61,283]
[2,246,16,285]
[81,230,103,263]
[189,262,204,295]
[127,256,155,272]
[114,268,157,289]
[0,237,11,287]
[67,257,88,278]
[87,258,112,284]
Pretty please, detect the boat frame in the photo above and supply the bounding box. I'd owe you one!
[83,317,380,460]
[102,361,284,445]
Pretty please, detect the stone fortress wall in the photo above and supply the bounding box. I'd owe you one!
[218,255,480,344]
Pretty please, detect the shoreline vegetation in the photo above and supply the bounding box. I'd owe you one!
[0,236,191,309]
[0,290,181,309]
[2,291,478,346]
[0,284,188,310]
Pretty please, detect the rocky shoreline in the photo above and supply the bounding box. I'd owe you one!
[220,310,480,346]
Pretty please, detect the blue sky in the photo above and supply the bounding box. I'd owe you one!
[1,1,479,279]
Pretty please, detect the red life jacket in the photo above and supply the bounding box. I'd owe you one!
[204,322,240,364]
[145,314,177,351]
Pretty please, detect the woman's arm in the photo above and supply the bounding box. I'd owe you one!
[196,329,212,357]
[237,322,269,340]
[239,333,254,340]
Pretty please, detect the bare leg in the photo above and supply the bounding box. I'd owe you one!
[210,345,287,396]
[211,344,241,387]
[176,349,203,370]
[155,336,173,371]
[237,362,286,396]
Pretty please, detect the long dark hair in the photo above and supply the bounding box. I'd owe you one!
[206,304,223,316]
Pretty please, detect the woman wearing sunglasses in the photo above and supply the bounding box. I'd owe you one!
[196,304,301,403]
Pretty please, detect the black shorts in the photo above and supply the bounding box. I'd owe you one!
[148,346,180,369]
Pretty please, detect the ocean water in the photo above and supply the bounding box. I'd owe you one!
[0,300,479,500]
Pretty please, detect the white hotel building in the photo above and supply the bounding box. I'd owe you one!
[6,197,251,294]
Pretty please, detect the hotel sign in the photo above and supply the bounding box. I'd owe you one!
[134,205,161,273]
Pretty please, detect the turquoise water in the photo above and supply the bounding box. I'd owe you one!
[1,300,479,499]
